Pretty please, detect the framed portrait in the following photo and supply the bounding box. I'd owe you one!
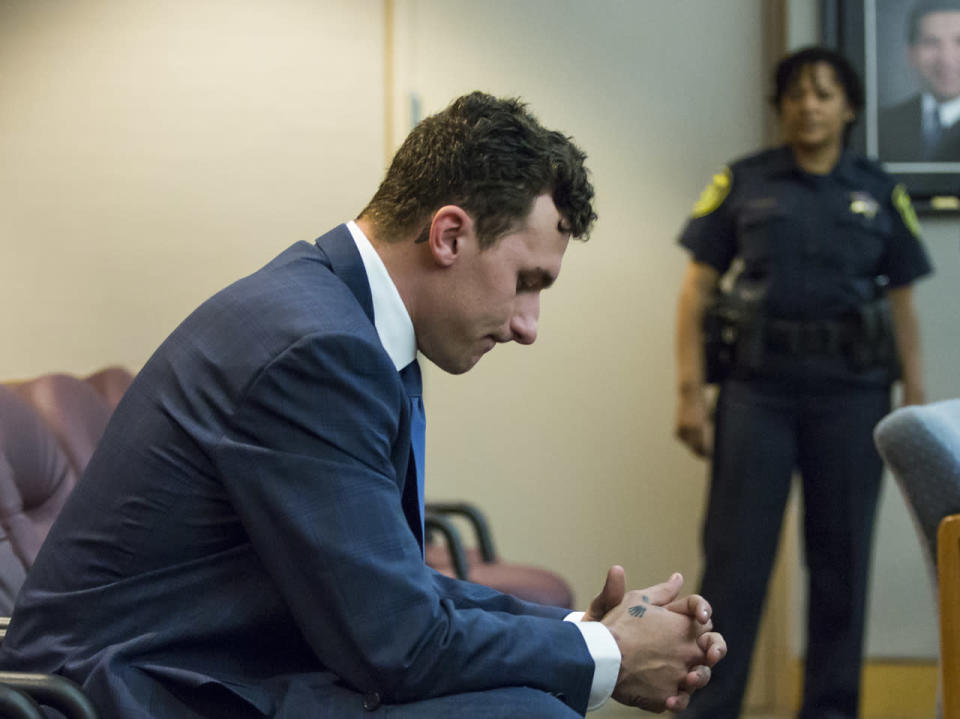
[823,0,960,212]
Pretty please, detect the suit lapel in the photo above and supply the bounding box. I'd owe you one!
[313,224,424,552]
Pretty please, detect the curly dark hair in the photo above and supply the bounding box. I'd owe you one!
[359,92,596,248]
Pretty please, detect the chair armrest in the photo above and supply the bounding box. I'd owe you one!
[425,502,497,562]
[939,513,960,719]
[0,683,44,719]
[0,672,99,719]
[424,514,470,580]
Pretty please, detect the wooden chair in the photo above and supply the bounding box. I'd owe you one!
[940,514,960,719]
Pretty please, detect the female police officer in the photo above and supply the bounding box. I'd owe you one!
[674,47,932,719]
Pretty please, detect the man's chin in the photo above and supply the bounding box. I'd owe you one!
[453,354,484,375]
[423,352,482,376]
[932,88,960,103]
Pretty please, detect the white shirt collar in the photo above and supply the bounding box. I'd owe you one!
[345,220,417,371]
[923,92,960,128]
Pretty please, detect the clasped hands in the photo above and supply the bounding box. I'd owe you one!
[582,565,726,713]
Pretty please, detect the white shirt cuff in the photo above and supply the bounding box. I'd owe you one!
[564,611,620,711]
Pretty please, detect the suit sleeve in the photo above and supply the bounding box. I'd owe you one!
[212,331,593,710]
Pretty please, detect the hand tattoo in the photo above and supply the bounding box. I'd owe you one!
[628,605,647,618]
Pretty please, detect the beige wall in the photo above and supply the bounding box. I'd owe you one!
[0,0,385,378]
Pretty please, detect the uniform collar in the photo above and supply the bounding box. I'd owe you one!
[831,148,859,185]
[768,144,858,183]
[766,146,799,177]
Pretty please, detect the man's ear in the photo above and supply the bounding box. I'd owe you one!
[427,205,474,267]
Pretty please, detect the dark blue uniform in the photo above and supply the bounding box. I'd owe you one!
[678,147,932,719]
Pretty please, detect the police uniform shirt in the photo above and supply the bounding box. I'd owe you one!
[678,146,932,386]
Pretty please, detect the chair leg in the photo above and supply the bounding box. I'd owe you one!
[0,683,44,719]
[0,672,100,719]
[424,514,470,580]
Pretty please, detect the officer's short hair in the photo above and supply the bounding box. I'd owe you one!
[908,0,960,45]
[771,47,863,146]
[772,46,864,117]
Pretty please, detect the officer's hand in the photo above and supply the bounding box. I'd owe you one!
[675,391,712,458]
[900,380,926,407]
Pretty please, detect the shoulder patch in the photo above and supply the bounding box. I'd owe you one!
[892,183,922,237]
[691,167,732,218]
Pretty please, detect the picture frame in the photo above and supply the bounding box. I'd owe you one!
[822,0,960,212]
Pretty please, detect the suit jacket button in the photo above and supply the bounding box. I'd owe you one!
[362,691,382,711]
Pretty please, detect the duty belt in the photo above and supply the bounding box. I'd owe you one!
[763,318,852,355]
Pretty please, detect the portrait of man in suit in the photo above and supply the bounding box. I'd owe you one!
[879,0,960,161]
[0,92,725,718]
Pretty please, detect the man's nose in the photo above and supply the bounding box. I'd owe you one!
[509,293,540,345]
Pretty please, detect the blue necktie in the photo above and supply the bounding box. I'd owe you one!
[400,359,426,550]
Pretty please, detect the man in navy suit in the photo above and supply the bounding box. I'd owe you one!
[0,92,725,717]
[879,0,960,161]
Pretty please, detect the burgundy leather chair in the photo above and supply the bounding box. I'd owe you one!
[0,367,573,610]
[425,501,575,609]
[83,366,135,410]
[0,366,567,714]
[0,368,134,611]
[0,369,131,718]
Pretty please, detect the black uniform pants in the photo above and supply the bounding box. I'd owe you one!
[683,379,890,719]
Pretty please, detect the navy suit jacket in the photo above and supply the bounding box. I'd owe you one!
[879,94,960,162]
[0,226,594,717]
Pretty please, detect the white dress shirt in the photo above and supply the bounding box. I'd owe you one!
[924,91,960,131]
